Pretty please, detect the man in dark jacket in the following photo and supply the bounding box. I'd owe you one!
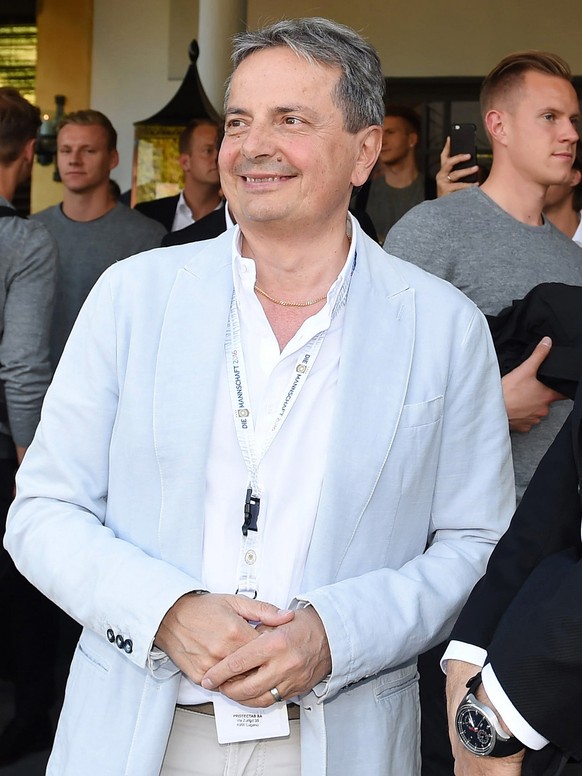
[136,120,222,232]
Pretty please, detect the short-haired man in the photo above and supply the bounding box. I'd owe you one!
[385,50,582,774]
[5,19,513,776]
[354,104,436,242]
[33,109,166,365]
[136,119,223,232]
[0,87,58,765]
[386,51,581,501]
[439,120,582,246]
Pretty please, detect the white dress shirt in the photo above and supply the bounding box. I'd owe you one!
[177,219,356,704]
[224,201,235,230]
[171,191,195,232]
[171,191,224,232]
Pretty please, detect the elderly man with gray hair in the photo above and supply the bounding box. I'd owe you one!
[5,17,513,776]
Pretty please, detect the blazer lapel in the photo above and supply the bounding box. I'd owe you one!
[154,235,233,572]
[302,242,415,588]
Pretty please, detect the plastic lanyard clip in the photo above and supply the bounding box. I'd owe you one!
[242,487,260,536]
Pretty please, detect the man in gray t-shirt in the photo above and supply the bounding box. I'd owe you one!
[385,50,582,776]
[33,109,165,366]
[355,106,435,243]
[386,76,581,504]
[387,185,582,502]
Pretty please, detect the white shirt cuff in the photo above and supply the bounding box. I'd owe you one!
[481,663,549,750]
[440,640,487,673]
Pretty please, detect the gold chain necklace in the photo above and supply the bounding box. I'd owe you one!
[254,283,327,308]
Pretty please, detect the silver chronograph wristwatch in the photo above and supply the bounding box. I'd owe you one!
[455,673,525,758]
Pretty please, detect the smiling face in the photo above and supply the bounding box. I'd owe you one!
[219,46,379,236]
[57,123,118,194]
[497,71,579,187]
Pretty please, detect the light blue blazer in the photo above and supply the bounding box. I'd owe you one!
[5,225,514,775]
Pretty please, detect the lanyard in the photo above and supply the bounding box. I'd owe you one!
[224,267,353,597]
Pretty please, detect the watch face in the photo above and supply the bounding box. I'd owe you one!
[456,703,495,756]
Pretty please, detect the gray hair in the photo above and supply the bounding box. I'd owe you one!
[226,17,385,133]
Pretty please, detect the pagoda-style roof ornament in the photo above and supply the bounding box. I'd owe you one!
[135,40,221,126]
[131,40,222,205]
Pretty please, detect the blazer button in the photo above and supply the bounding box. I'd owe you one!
[106,629,115,643]
[123,639,133,654]
[116,634,125,649]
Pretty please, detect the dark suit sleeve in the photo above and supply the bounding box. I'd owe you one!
[451,399,582,764]
[451,410,581,650]
[487,546,582,761]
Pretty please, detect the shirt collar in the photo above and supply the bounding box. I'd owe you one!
[175,191,225,223]
[175,190,192,219]
[224,201,235,229]
[231,213,357,323]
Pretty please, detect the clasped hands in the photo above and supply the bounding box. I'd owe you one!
[154,592,332,707]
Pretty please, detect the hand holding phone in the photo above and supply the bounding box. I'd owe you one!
[449,123,478,183]
[436,130,480,197]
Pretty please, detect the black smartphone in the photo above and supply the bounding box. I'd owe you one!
[450,123,478,183]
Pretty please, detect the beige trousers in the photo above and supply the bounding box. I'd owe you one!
[160,707,301,776]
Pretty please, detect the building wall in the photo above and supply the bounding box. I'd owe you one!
[32,0,582,205]
[248,0,582,77]
[32,0,199,208]
[91,0,199,199]
[32,0,93,212]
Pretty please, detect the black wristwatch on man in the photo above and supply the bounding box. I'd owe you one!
[455,673,525,757]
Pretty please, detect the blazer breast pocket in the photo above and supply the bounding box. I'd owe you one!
[399,395,443,429]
